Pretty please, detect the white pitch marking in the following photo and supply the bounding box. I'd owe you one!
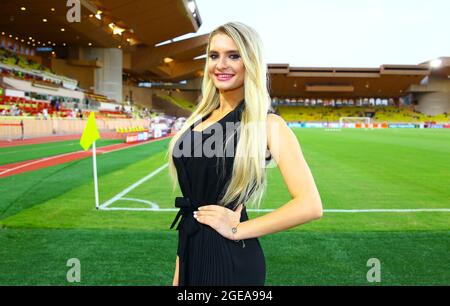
[99,163,168,209]
[119,197,160,209]
[99,207,450,213]
[323,209,450,213]
[100,207,172,211]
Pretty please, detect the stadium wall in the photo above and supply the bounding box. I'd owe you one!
[88,48,123,103]
[413,77,450,116]
[0,117,149,140]
[122,85,153,109]
[51,58,95,91]
[416,92,450,116]
[409,75,450,116]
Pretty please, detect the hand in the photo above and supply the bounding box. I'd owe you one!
[194,204,244,240]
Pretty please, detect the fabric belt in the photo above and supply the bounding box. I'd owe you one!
[170,197,201,263]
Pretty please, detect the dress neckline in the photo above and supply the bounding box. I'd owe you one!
[191,100,244,133]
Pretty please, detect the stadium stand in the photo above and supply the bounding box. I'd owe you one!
[156,94,196,111]
[276,105,450,123]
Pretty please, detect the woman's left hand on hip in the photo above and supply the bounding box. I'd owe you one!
[193,204,243,240]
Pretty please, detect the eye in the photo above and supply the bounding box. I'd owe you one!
[208,54,241,60]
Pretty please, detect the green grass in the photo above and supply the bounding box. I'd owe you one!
[1,229,447,285]
[0,139,123,166]
[0,138,171,220]
[0,129,449,285]
[0,228,176,285]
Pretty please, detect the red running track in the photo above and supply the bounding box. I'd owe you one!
[0,132,119,148]
[0,135,171,178]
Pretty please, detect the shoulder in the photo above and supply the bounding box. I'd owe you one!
[266,113,297,152]
[267,113,287,131]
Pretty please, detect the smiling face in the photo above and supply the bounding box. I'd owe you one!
[207,33,245,94]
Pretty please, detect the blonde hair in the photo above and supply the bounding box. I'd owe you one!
[167,22,271,209]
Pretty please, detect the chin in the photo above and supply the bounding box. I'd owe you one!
[215,83,241,92]
[216,85,232,91]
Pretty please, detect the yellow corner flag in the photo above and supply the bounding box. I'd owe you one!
[80,112,100,151]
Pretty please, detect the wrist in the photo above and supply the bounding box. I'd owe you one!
[231,221,244,241]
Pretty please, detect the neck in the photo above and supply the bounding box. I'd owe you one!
[218,86,244,113]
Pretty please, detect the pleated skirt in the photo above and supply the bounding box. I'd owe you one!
[181,226,266,286]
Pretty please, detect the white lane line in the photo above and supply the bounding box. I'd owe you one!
[99,163,168,209]
[99,207,450,213]
[0,137,170,176]
[101,136,171,155]
[324,209,450,213]
[0,151,80,176]
[246,208,450,213]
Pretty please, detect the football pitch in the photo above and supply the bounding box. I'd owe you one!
[0,128,449,285]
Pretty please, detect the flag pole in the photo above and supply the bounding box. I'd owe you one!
[92,140,100,210]
[80,111,101,210]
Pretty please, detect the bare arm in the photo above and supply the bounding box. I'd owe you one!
[173,256,179,286]
[194,114,323,240]
[235,114,323,240]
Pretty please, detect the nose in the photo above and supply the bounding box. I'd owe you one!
[216,56,229,70]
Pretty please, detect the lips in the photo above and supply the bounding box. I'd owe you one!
[215,73,235,81]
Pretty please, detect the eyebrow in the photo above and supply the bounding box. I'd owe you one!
[208,50,239,54]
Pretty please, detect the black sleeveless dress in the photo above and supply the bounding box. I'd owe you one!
[170,100,268,286]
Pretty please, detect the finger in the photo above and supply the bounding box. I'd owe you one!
[198,205,224,212]
[194,210,219,218]
[236,204,244,214]
[195,215,216,228]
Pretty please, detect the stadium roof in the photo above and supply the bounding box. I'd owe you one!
[268,63,431,99]
[421,57,450,78]
[0,0,206,81]
[90,0,202,47]
[130,34,208,81]
[0,0,201,49]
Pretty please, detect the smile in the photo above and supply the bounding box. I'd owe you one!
[215,74,235,81]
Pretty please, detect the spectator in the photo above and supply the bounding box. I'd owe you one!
[77,109,83,119]
[42,108,49,120]
[14,107,22,116]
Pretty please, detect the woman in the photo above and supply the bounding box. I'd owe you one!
[168,22,323,286]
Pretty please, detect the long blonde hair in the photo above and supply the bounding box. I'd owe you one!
[167,22,271,209]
